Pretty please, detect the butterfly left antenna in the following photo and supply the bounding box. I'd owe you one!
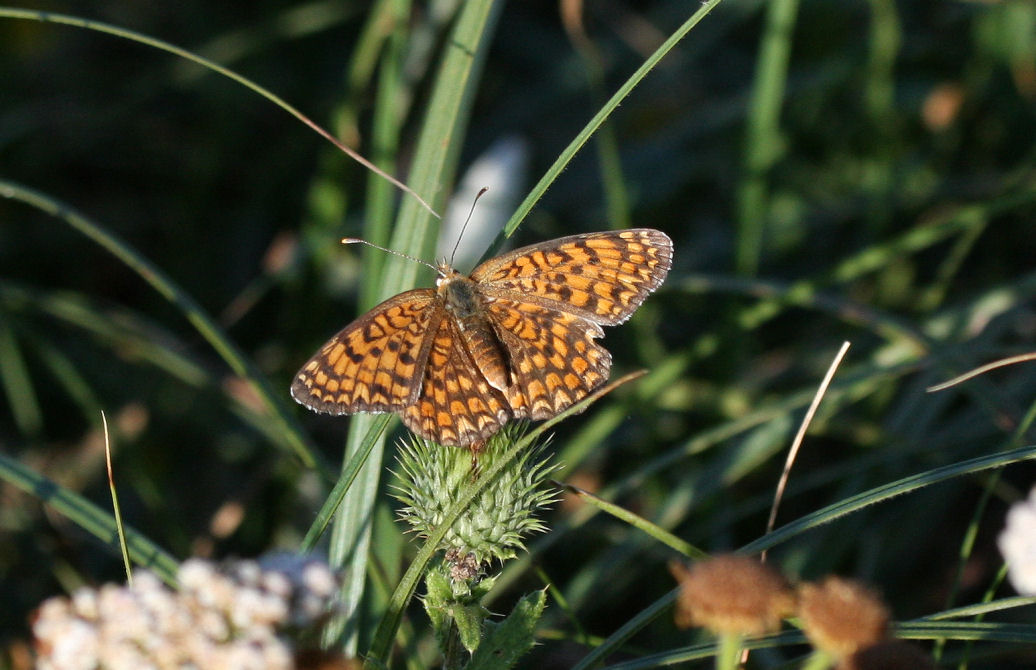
[341,238,441,274]
[449,187,490,266]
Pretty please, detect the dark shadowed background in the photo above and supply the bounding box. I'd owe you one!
[2,1,1036,667]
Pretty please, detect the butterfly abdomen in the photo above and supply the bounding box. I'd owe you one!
[440,275,511,393]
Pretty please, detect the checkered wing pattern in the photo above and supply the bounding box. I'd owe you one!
[292,229,672,449]
[485,298,612,419]
[290,289,440,414]
[472,228,673,325]
[400,312,512,446]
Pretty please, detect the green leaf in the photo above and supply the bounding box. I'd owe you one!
[453,602,487,654]
[424,568,454,645]
[467,590,546,670]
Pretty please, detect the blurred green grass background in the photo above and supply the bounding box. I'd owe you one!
[2,0,1036,667]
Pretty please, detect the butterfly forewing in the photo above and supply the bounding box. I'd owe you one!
[290,289,441,414]
[472,228,673,326]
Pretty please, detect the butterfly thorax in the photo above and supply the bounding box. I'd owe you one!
[437,269,511,392]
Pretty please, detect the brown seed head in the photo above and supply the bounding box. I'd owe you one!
[837,640,934,670]
[798,577,890,658]
[669,555,795,635]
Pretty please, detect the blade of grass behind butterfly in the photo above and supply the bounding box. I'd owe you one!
[360,0,412,309]
[322,0,505,651]
[481,0,722,259]
[295,0,410,555]
[318,0,414,648]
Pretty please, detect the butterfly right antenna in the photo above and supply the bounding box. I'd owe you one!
[449,187,489,266]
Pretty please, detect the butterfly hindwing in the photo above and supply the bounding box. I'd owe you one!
[400,313,512,446]
[485,298,611,420]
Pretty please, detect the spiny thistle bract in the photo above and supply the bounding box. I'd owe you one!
[391,423,560,567]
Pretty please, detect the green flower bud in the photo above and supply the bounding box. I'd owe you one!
[392,423,560,568]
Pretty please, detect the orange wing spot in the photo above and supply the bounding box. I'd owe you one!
[568,275,592,291]
[326,343,346,366]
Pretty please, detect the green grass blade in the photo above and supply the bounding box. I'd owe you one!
[323,0,505,652]
[740,444,1036,555]
[735,0,800,276]
[491,0,722,253]
[300,414,392,552]
[0,451,179,584]
[0,8,436,216]
[0,181,322,472]
[559,481,706,560]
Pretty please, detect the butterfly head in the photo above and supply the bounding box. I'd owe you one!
[434,262,465,292]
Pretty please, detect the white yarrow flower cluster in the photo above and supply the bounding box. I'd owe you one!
[33,556,341,670]
[999,486,1036,595]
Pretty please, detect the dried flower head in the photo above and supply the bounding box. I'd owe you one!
[669,555,795,635]
[837,640,934,670]
[798,576,890,658]
[998,485,1036,595]
[33,555,341,670]
[444,548,483,582]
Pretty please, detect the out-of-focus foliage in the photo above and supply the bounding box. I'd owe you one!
[2,1,1035,667]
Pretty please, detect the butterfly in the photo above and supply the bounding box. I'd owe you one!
[291,228,672,449]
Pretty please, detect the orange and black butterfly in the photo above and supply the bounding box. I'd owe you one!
[291,229,672,449]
